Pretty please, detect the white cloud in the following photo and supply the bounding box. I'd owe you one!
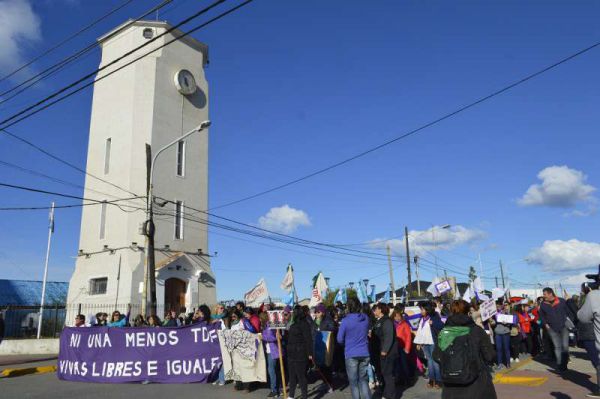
[258,205,311,234]
[518,166,596,209]
[370,225,486,255]
[526,239,600,272]
[0,0,41,77]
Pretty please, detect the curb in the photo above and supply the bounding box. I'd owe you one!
[0,365,57,378]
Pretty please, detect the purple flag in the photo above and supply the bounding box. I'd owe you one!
[58,323,222,383]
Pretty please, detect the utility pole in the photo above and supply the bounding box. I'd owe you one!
[37,202,54,339]
[444,269,449,281]
[143,122,210,316]
[499,260,506,289]
[404,226,411,301]
[414,255,421,297]
[386,244,397,305]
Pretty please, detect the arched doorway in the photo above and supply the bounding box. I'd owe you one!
[165,278,187,312]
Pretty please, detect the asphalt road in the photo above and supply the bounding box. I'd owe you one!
[1,349,596,399]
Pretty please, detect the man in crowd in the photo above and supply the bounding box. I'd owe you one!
[578,280,600,398]
[539,287,570,371]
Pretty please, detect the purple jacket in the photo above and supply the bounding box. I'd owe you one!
[337,313,370,358]
[262,325,281,359]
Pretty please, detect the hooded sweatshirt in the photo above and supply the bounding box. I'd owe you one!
[337,312,370,358]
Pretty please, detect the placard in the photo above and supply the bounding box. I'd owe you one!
[496,313,515,324]
[435,280,452,295]
[267,310,287,329]
[480,299,497,322]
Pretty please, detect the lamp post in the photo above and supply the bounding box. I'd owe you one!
[431,224,451,278]
[142,121,211,317]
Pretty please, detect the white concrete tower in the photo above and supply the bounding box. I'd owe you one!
[66,20,215,319]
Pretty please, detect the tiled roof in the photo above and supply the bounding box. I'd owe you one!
[0,279,69,306]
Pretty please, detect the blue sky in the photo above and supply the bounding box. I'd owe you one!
[0,0,599,301]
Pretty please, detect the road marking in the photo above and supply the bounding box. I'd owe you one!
[0,365,57,378]
[494,374,548,387]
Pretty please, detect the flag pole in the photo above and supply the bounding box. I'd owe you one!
[37,202,55,339]
[276,330,288,399]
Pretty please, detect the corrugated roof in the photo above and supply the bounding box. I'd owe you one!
[0,279,69,306]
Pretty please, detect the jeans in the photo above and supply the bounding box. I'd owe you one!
[581,340,599,369]
[422,344,441,383]
[547,326,570,369]
[345,356,372,399]
[266,354,280,393]
[495,333,511,367]
[218,366,225,384]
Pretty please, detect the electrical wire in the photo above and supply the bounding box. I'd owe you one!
[0,0,174,105]
[0,0,137,83]
[209,39,600,210]
[0,181,142,204]
[0,0,253,129]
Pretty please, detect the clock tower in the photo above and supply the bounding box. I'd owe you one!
[66,20,215,321]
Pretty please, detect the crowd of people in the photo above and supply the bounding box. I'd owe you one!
[70,284,600,399]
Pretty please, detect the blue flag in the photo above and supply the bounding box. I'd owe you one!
[334,288,348,304]
[382,285,390,303]
[283,288,295,307]
[368,285,376,303]
[357,281,368,304]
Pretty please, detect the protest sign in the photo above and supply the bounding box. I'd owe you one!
[58,324,221,383]
[219,330,266,383]
[404,306,422,331]
[480,299,497,322]
[435,280,452,295]
[267,310,287,329]
[496,313,515,324]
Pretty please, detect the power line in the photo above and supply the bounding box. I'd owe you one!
[0,127,143,198]
[0,159,143,205]
[0,0,251,129]
[0,0,174,105]
[0,181,141,204]
[209,40,600,210]
[0,0,137,83]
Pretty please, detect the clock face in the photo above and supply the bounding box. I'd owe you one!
[174,69,197,96]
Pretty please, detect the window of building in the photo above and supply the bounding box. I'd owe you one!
[104,138,111,174]
[89,277,108,295]
[99,201,107,239]
[176,140,185,177]
[174,200,184,240]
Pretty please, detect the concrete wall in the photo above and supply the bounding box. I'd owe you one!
[0,339,59,355]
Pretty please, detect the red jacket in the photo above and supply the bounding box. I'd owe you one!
[395,320,412,354]
[517,312,532,334]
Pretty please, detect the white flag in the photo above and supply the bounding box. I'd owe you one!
[427,277,441,296]
[462,284,474,302]
[309,272,328,307]
[492,287,506,300]
[244,278,270,307]
[280,264,294,291]
[473,277,485,293]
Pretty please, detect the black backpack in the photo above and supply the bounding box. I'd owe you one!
[438,328,480,385]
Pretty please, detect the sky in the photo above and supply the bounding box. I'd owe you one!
[0,0,599,301]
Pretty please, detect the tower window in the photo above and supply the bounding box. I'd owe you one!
[89,277,108,295]
[176,140,185,177]
[104,138,111,174]
[99,201,107,239]
[174,200,184,240]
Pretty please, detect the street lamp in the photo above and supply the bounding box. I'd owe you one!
[142,121,211,316]
[431,224,451,277]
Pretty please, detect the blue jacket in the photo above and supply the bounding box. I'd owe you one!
[337,313,370,358]
[107,314,129,327]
